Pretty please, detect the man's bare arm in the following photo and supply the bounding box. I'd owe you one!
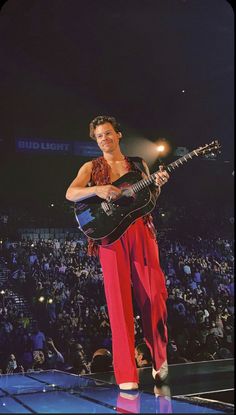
[65,161,121,202]
[65,162,96,202]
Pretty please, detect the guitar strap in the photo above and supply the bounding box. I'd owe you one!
[128,156,157,189]
[128,156,160,198]
[127,156,158,239]
[127,156,146,175]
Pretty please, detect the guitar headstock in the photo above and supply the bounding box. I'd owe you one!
[196,140,221,157]
[165,139,222,173]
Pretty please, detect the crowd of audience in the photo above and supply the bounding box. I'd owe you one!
[0,230,234,375]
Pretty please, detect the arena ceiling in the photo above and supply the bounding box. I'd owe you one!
[0,0,234,208]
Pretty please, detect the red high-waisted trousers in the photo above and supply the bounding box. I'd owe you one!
[99,218,168,384]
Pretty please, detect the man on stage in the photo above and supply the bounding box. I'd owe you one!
[66,115,169,390]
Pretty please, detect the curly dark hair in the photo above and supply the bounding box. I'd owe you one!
[89,115,121,140]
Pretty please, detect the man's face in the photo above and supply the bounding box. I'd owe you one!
[94,122,121,153]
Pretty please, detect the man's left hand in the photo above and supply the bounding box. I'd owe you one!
[155,166,169,187]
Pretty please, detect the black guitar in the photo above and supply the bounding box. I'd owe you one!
[74,140,220,246]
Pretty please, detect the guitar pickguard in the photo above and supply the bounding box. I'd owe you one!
[76,209,94,226]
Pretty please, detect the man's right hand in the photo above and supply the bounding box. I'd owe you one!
[95,185,122,201]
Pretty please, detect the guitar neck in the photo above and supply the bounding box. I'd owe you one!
[130,145,217,194]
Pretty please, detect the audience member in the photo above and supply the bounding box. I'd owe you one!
[90,348,113,373]
[5,353,24,374]
[135,343,152,368]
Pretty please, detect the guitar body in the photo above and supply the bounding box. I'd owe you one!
[74,171,156,246]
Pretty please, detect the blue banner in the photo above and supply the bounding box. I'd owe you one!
[73,141,101,157]
[15,138,102,157]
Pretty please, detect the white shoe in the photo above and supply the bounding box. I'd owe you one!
[154,384,171,398]
[119,382,139,390]
[152,360,168,382]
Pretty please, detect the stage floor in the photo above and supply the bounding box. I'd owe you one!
[0,359,234,413]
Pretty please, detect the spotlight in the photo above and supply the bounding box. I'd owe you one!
[155,139,171,158]
[38,296,45,303]
[156,145,165,153]
[48,298,53,304]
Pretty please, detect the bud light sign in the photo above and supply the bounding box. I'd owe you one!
[16,139,72,154]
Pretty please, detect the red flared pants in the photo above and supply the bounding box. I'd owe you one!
[99,218,168,384]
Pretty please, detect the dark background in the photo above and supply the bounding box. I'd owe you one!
[0,0,234,226]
